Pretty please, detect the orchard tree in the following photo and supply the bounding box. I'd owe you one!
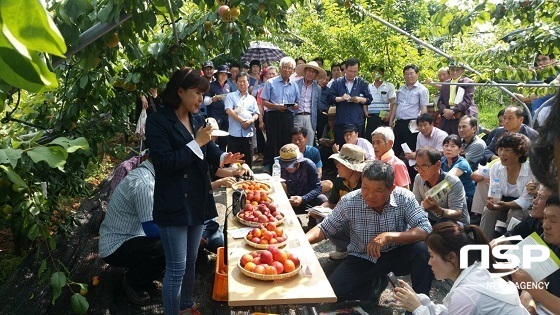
[0,0,304,312]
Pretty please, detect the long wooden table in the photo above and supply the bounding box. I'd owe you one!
[226,178,337,306]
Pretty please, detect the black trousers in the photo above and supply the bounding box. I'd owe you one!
[364,114,387,139]
[102,236,165,291]
[264,111,294,168]
[227,136,253,168]
[328,241,433,301]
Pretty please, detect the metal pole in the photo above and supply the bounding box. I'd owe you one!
[351,3,534,125]
[429,81,559,88]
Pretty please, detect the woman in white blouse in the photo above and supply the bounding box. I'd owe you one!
[392,222,529,315]
[479,133,533,240]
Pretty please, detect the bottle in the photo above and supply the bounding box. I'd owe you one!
[272,157,281,179]
[489,178,502,203]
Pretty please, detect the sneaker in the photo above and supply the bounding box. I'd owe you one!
[179,303,201,315]
[122,276,150,305]
[329,250,348,260]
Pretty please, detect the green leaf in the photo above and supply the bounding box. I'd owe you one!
[27,146,68,170]
[49,237,57,250]
[50,272,66,304]
[28,223,39,240]
[63,0,90,21]
[70,293,89,314]
[0,165,28,188]
[0,28,59,93]
[29,206,40,216]
[1,0,67,57]
[38,259,47,278]
[49,137,90,153]
[0,148,23,168]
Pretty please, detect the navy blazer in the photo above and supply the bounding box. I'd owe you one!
[145,106,222,226]
[326,76,372,127]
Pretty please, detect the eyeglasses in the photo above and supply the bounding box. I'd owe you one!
[414,164,433,171]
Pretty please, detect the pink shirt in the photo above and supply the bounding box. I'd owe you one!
[378,149,411,188]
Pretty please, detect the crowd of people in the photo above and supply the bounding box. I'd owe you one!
[101,52,560,315]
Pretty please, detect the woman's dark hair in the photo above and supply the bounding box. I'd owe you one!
[496,132,530,163]
[426,222,496,271]
[443,134,462,148]
[530,91,559,193]
[159,67,210,109]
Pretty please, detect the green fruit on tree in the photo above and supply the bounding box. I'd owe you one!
[5,213,12,220]
[2,205,12,215]
[230,7,240,18]
[204,21,213,31]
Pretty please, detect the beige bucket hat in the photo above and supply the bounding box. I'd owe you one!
[329,144,368,172]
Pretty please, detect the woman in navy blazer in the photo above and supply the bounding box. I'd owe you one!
[146,67,242,315]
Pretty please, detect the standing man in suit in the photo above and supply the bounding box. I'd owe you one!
[294,61,327,146]
[437,62,477,136]
[327,58,373,146]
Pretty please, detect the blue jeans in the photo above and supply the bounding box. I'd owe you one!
[158,224,204,315]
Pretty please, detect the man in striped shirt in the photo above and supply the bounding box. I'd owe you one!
[306,160,433,302]
[99,160,164,305]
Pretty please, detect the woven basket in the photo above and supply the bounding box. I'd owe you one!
[236,212,285,227]
[245,233,288,249]
[237,260,301,281]
[232,180,273,194]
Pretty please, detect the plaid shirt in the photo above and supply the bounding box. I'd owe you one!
[319,187,431,263]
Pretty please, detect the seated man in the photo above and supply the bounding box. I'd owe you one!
[371,126,411,189]
[320,144,368,259]
[307,160,433,301]
[483,106,538,163]
[332,124,375,159]
[279,143,327,228]
[491,186,553,247]
[99,159,165,305]
[458,115,486,171]
[412,147,470,226]
[291,126,333,193]
[318,106,337,178]
[405,113,449,163]
[512,194,560,315]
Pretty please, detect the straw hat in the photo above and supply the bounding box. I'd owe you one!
[206,117,229,137]
[278,143,305,168]
[329,144,367,172]
[295,61,327,80]
[322,106,336,116]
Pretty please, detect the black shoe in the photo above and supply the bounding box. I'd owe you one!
[122,275,150,305]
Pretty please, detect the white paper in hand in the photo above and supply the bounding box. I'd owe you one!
[454,87,465,105]
[401,143,416,166]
